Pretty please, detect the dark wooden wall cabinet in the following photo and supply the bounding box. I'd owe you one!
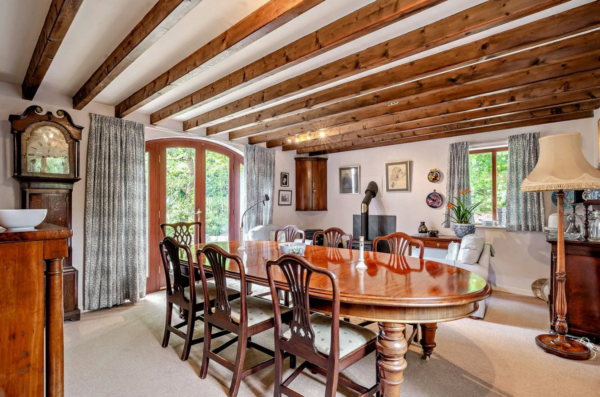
[0,224,71,396]
[295,157,327,211]
[548,240,600,343]
[10,106,82,321]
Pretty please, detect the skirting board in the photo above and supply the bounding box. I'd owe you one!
[492,285,534,297]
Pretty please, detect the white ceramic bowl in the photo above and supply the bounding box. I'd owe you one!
[0,209,47,231]
[278,242,307,256]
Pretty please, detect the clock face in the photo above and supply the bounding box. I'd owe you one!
[25,125,70,174]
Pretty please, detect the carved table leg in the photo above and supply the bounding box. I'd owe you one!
[377,322,408,397]
[46,258,65,397]
[419,323,438,360]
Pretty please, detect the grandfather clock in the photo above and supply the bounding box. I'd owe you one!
[10,106,82,321]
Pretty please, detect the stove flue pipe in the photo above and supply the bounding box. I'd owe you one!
[361,182,379,239]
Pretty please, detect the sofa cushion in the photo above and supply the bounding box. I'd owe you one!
[457,234,484,265]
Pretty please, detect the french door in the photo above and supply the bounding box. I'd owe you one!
[145,138,244,294]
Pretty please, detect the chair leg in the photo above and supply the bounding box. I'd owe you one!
[324,364,339,397]
[289,354,296,369]
[200,322,212,379]
[162,302,173,348]
[228,335,248,397]
[274,348,284,397]
[180,310,196,361]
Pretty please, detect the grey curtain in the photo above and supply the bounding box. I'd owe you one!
[506,132,545,232]
[84,114,146,310]
[244,145,274,234]
[444,142,471,228]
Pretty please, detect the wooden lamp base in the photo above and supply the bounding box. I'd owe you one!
[535,334,591,360]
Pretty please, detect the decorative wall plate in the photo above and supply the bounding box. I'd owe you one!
[428,168,441,183]
[551,191,575,208]
[426,190,444,208]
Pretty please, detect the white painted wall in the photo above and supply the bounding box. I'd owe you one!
[0,81,115,308]
[273,114,600,296]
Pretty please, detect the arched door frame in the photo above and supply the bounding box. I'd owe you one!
[145,137,244,293]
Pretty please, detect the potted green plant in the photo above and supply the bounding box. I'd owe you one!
[447,189,481,238]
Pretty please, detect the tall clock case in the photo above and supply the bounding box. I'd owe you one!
[10,106,82,321]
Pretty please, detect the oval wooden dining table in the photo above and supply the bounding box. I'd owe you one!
[192,240,491,397]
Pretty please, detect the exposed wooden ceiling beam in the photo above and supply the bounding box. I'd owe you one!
[148,0,447,125]
[282,91,600,150]
[72,0,204,110]
[22,0,84,100]
[296,101,600,153]
[239,36,600,143]
[114,0,325,118]
[182,0,570,130]
[210,1,600,136]
[271,70,600,147]
[305,111,596,155]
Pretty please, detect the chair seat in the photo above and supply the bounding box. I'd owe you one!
[228,296,291,326]
[183,281,238,304]
[283,313,377,358]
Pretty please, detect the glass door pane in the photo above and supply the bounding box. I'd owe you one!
[206,150,229,242]
[165,147,196,239]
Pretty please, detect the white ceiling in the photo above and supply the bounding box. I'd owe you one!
[0,0,595,126]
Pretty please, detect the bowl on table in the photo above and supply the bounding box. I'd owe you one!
[0,209,47,231]
[278,242,307,256]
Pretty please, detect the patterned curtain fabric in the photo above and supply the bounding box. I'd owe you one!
[444,142,471,228]
[506,132,545,232]
[243,145,275,234]
[84,114,146,311]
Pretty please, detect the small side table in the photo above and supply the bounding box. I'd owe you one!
[409,234,462,255]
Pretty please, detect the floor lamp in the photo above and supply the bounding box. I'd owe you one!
[521,133,600,360]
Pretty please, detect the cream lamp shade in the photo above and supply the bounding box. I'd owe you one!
[521,132,600,192]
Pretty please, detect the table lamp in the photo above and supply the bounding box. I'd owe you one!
[521,132,600,360]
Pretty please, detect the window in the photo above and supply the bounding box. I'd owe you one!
[469,147,508,223]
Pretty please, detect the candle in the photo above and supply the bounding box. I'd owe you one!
[357,236,367,270]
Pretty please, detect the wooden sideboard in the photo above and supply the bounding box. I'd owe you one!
[0,223,72,396]
[548,239,600,343]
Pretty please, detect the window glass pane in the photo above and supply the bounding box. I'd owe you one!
[165,148,196,231]
[496,151,509,211]
[469,152,493,222]
[206,151,229,242]
[240,163,245,228]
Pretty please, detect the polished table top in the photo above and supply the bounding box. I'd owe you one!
[192,241,491,308]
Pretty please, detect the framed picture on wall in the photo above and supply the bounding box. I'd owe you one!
[386,161,411,192]
[280,172,289,187]
[339,165,360,194]
[278,190,292,206]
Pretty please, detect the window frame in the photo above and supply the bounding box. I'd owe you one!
[469,146,508,223]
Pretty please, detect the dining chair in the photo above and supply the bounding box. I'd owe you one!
[373,232,425,259]
[160,221,201,245]
[275,225,306,243]
[159,237,238,361]
[372,232,425,347]
[312,227,352,249]
[266,254,380,397]
[197,244,296,397]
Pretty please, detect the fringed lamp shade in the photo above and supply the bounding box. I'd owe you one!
[521,133,600,192]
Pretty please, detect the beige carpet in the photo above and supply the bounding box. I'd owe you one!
[64,290,599,397]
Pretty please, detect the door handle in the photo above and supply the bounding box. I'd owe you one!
[196,209,202,222]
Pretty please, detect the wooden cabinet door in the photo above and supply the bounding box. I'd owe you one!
[295,159,313,211]
[312,159,327,211]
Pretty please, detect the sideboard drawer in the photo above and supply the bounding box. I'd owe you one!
[423,240,450,249]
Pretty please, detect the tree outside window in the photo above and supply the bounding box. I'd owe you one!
[469,147,508,223]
